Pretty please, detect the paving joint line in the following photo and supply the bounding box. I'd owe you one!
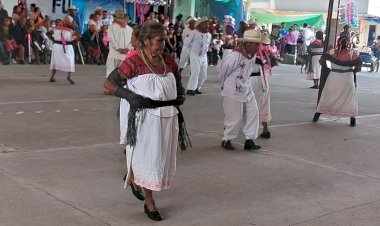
[189,128,380,180]
[289,198,380,226]
[0,167,111,226]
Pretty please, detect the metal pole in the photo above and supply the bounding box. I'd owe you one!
[333,0,341,48]
[134,2,136,24]
[317,0,335,103]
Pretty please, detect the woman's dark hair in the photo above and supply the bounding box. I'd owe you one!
[337,37,349,49]
[315,31,323,40]
[138,21,165,48]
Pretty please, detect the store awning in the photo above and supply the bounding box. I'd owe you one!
[125,0,166,5]
[250,11,325,29]
[364,17,380,24]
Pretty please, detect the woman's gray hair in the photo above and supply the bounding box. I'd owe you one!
[138,21,166,48]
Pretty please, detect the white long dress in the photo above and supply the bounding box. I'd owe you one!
[250,62,272,122]
[306,46,323,80]
[50,27,75,72]
[317,63,358,117]
[120,54,179,191]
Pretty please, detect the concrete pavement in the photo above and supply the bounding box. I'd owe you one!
[1,63,380,226]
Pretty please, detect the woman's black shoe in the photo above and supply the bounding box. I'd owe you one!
[67,77,75,85]
[194,89,202,94]
[260,131,271,139]
[144,204,163,221]
[350,117,356,127]
[131,184,145,201]
[313,113,321,122]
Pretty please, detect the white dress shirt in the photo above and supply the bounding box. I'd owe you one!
[219,51,255,102]
[184,30,212,58]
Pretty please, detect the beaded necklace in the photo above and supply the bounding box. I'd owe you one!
[141,50,167,77]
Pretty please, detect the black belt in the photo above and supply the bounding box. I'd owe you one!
[331,68,353,73]
[54,41,74,45]
[250,72,261,77]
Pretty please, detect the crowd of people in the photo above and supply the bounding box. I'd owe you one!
[1,1,365,221]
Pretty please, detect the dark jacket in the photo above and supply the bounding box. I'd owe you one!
[0,8,9,25]
[13,23,28,46]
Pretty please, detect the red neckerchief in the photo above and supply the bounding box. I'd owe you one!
[113,21,127,28]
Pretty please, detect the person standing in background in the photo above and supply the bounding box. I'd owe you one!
[101,10,112,27]
[105,9,132,94]
[183,16,211,96]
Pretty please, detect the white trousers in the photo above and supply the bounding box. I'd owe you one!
[222,97,260,141]
[187,56,208,91]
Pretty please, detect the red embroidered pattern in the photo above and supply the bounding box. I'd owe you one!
[118,52,178,79]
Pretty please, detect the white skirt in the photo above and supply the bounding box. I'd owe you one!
[306,55,322,80]
[124,110,178,191]
[251,76,271,122]
[123,73,179,191]
[50,43,75,72]
[317,71,358,117]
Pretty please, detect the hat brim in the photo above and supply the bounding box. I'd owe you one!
[261,36,271,45]
[113,16,128,23]
[195,19,208,27]
[237,38,261,43]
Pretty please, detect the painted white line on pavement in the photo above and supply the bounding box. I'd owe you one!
[15,111,24,115]
[34,111,43,114]
[0,98,113,105]
[0,142,119,156]
[54,110,61,113]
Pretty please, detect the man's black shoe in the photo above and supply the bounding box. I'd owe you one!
[186,90,195,96]
[194,89,202,94]
[221,140,235,151]
[244,139,261,151]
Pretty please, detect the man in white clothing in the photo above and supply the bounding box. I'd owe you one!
[219,30,263,151]
[183,16,211,96]
[105,9,132,94]
[178,17,196,70]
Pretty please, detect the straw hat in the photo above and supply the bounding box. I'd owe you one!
[68,5,77,11]
[260,34,271,45]
[95,6,102,12]
[64,15,74,24]
[113,9,128,23]
[186,17,196,24]
[195,16,208,27]
[237,30,262,43]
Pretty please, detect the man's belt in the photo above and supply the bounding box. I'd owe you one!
[250,72,261,77]
[54,41,74,45]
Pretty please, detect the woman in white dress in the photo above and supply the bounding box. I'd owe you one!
[313,37,362,126]
[250,34,272,138]
[307,31,324,89]
[104,22,187,221]
[49,15,79,84]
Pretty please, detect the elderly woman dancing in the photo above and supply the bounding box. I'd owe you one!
[104,22,188,221]
[49,15,80,84]
[313,37,362,126]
